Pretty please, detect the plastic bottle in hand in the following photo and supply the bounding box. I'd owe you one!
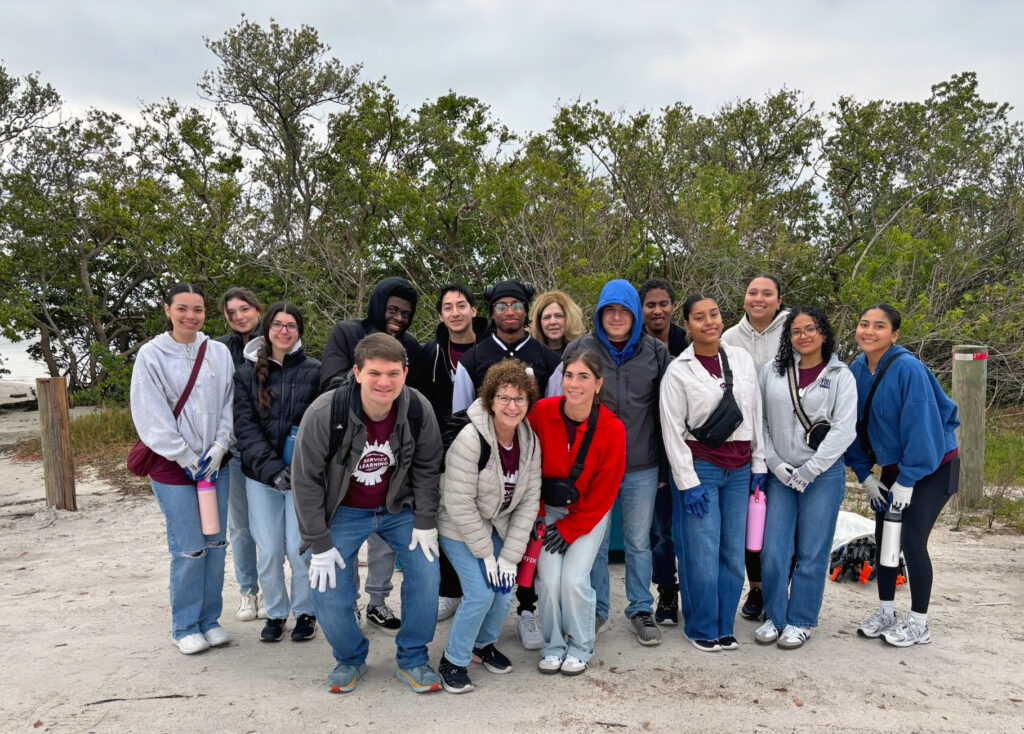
[879,508,902,568]
[282,426,299,467]
[197,479,221,535]
[745,487,766,552]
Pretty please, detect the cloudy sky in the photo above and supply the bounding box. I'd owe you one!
[1,1,1021,133]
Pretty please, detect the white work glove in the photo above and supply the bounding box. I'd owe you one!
[890,482,914,511]
[197,441,229,480]
[785,466,811,493]
[483,556,500,587]
[772,462,796,484]
[862,475,888,512]
[496,557,518,592]
[409,527,439,562]
[308,546,346,593]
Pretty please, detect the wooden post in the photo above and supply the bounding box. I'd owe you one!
[36,377,77,511]
[952,345,987,509]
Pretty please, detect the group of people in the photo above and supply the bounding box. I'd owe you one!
[129,272,961,695]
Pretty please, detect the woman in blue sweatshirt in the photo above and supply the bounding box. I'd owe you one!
[845,304,960,647]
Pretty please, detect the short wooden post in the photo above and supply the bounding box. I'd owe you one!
[36,377,77,511]
[952,345,987,509]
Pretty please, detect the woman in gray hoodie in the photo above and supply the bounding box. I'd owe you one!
[754,307,857,649]
[130,284,235,655]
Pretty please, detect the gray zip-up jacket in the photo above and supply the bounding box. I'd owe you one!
[722,309,791,373]
[436,399,542,565]
[759,353,858,484]
[291,381,442,554]
[130,332,234,468]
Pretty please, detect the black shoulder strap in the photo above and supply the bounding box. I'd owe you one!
[475,427,491,473]
[327,384,349,464]
[568,404,600,483]
[857,351,904,456]
[719,348,734,388]
[787,362,812,432]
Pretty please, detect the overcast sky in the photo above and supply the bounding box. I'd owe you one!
[1,1,1021,133]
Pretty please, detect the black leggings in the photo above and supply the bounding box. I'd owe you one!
[874,457,959,613]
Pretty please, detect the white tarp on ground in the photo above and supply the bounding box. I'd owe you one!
[831,510,875,553]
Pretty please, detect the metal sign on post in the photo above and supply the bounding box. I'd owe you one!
[951,345,986,509]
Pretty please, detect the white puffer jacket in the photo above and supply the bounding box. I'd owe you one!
[436,399,542,565]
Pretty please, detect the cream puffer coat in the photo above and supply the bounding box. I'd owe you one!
[436,399,542,565]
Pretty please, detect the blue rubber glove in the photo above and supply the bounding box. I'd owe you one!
[183,461,202,481]
[196,441,228,482]
[862,475,888,512]
[750,473,768,494]
[683,484,709,519]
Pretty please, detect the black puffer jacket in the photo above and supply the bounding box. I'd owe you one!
[233,339,321,485]
[217,324,260,368]
[419,316,488,419]
[319,277,423,392]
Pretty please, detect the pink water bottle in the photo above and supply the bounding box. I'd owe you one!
[197,479,221,535]
[746,487,766,552]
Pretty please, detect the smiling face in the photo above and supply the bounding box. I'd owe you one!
[439,289,476,340]
[267,312,299,357]
[223,297,260,336]
[540,302,566,345]
[789,313,824,362]
[492,384,528,434]
[743,277,782,331]
[353,357,407,418]
[856,308,899,363]
[683,298,723,351]
[642,287,673,336]
[165,292,206,343]
[492,297,527,340]
[384,296,413,336]
[562,359,603,411]
[601,304,634,342]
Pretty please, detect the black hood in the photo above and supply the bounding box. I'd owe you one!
[366,277,419,334]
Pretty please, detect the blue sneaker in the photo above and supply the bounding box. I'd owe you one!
[326,663,366,694]
[396,664,442,693]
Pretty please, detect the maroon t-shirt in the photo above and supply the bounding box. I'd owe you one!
[690,351,750,469]
[498,435,520,511]
[344,407,397,508]
[449,340,473,372]
[798,361,828,389]
[559,400,583,449]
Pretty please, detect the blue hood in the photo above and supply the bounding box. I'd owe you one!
[594,279,642,364]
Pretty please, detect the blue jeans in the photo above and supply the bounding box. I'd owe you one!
[245,478,313,620]
[537,508,610,663]
[151,475,229,640]
[312,506,439,669]
[591,466,658,619]
[439,532,515,667]
[650,484,676,590]
[673,460,749,640]
[762,461,845,629]
[227,454,259,595]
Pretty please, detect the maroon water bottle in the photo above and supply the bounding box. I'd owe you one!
[516,519,546,587]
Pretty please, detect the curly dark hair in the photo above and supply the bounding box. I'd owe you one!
[478,359,540,415]
[773,306,836,376]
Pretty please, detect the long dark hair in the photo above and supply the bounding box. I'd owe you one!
[774,306,836,376]
[163,283,205,331]
[255,301,304,410]
[562,348,616,412]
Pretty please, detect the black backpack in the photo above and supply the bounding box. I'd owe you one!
[439,409,491,473]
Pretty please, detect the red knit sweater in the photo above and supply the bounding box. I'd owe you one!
[528,397,626,543]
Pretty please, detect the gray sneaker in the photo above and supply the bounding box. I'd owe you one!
[630,611,662,646]
[754,619,779,645]
[327,662,366,694]
[882,616,931,647]
[396,664,442,693]
[776,624,810,649]
[857,608,897,638]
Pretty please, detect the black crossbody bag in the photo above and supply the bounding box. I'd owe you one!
[856,352,903,465]
[686,349,744,449]
[788,362,831,450]
[542,403,599,507]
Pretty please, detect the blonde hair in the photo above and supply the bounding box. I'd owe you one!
[529,290,586,347]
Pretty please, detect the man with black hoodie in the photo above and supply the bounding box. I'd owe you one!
[319,276,424,635]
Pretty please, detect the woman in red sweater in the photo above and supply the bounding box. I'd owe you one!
[529,349,626,676]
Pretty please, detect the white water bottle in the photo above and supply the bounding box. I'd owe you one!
[879,508,902,568]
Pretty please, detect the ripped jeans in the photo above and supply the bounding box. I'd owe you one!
[151,476,229,640]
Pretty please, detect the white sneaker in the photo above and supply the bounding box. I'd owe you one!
[754,619,779,645]
[174,633,211,655]
[256,591,267,619]
[236,592,258,622]
[515,611,543,650]
[560,655,587,676]
[777,624,810,649]
[882,616,931,647]
[438,596,460,621]
[538,655,563,674]
[857,608,897,638]
[203,625,231,647]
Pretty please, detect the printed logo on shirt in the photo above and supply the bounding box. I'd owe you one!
[503,468,518,507]
[352,439,395,485]
[819,378,831,390]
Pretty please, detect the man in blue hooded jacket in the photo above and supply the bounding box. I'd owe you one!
[564,279,671,647]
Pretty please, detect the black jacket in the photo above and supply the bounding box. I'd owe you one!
[217,324,260,368]
[319,277,422,392]
[233,346,322,485]
[419,316,488,419]
[453,333,561,412]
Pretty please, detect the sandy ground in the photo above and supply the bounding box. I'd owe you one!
[0,409,1022,733]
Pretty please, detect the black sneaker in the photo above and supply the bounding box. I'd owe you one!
[688,636,721,652]
[260,617,286,642]
[366,604,401,635]
[741,587,764,620]
[291,613,317,641]
[718,635,739,651]
[655,586,679,626]
[471,643,513,674]
[438,654,473,693]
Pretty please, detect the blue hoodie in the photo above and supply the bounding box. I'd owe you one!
[594,279,643,366]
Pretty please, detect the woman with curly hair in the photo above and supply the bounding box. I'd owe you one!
[529,290,586,357]
[436,360,542,692]
[232,301,322,643]
[754,307,857,649]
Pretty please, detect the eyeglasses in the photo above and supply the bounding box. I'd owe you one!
[790,325,819,338]
[495,395,527,407]
[492,302,525,314]
[270,321,298,333]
